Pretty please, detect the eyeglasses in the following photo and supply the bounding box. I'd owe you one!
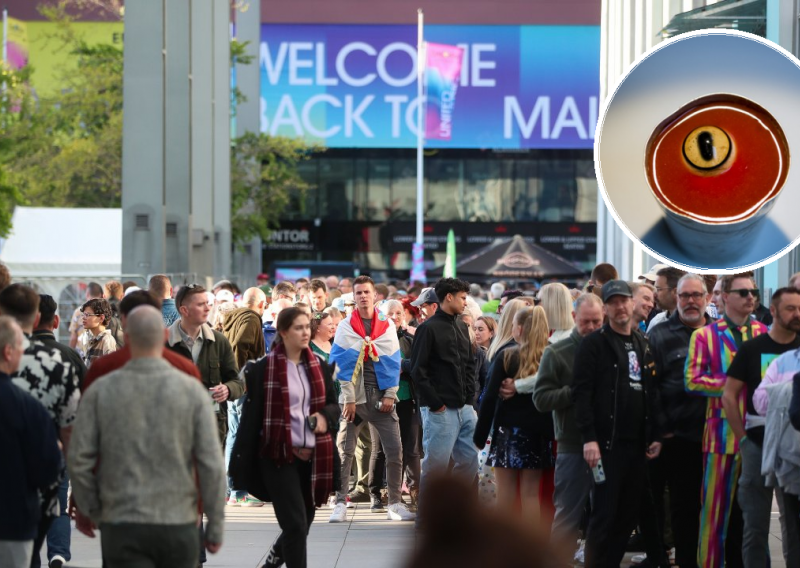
[729,288,759,298]
[678,292,704,301]
[81,312,97,318]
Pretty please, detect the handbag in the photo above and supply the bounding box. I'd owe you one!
[228,357,271,503]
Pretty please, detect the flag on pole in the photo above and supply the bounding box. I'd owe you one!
[443,229,457,278]
[5,17,29,70]
[424,42,464,141]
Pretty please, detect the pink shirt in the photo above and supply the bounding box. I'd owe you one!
[287,360,315,448]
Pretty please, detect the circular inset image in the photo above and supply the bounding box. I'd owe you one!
[596,30,800,271]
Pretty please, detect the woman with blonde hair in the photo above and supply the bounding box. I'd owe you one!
[486,298,529,363]
[538,283,575,344]
[473,306,555,524]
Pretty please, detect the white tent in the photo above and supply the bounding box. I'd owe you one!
[1,206,122,277]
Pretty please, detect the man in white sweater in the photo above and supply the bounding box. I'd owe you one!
[68,306,226,567]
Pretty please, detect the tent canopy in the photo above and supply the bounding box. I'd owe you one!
[1,206,122,278]
[454,234,585,280]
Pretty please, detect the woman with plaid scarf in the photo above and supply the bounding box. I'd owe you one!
[255,307,340,568]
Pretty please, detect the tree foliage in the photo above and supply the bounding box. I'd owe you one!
[231,133,323,246]
[1,5,123,209]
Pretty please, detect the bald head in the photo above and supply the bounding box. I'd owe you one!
[242,287,268,316]
[125,305,167,356]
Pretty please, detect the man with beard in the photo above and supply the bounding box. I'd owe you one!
[722,287,800,567]
[686,272,767,568]
[646,267,686,334]
[573,281,663,568]
[646,274,712,568]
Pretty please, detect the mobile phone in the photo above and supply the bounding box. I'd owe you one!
[306,415,318,431]
[592,459,606,484]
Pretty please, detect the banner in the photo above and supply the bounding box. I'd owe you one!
[5,17,28,70]
[424,43,464,141]
[259,24,600,149]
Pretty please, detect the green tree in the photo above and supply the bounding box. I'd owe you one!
[230,133,323,246]
[1,8,123,208]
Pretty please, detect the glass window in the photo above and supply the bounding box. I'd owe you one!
[512,159,540,221]
[390,159,419,221]
[538,159,576,222]
[366,159,391,221]
[318,158,355,221]
[575,159,598,222]
[427,159,462,221]
[284,161,318,220]
[463,159,514,221]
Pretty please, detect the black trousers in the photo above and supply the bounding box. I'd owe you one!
[644,437,704,568]
[258,456,315,568]
[29,515,54,568]
[585,441,646,568]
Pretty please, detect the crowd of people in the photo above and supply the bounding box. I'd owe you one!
[2,260,800,568]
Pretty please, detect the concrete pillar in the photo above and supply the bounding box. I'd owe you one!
[164,0,192,275]
[212,0,232,282]
[122,0,231,284]
[121,0,166,276]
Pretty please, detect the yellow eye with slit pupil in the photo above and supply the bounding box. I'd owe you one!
[682,125,731,170]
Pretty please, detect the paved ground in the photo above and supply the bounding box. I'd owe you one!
[53,502,415,568]
[43,500,788,568]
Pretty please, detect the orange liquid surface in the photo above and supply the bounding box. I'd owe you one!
[648,105,786,221]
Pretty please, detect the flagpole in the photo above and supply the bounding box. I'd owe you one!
[414,8,425,282]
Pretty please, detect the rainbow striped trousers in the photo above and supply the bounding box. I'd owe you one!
[698,452,741,568]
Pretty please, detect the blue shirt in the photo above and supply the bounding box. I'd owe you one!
[0,372,62,540]
[162,299,180,328]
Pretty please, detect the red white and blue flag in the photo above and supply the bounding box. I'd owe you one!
[330,311,401,390]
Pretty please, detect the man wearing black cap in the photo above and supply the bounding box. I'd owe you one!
[572,280,664,568]
[410,287,439,323]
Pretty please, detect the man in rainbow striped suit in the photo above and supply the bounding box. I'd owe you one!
[685,272,767,568]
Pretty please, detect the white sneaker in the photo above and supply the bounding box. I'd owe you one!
[669,548,676,565]
[387,502,416,521]
[574,541,585,565]
[631,554,647,564]
[328,502,347,523]
[326,495,337,509]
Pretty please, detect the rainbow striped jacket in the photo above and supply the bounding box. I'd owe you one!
[684,317,768,454]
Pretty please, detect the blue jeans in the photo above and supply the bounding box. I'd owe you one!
[46,461,70,562]
[226,396,247,501]
[418,406,478,523]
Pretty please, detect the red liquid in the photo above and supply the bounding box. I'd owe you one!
[646,97,788,223]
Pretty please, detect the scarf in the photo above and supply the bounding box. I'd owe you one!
[260,342,333,507]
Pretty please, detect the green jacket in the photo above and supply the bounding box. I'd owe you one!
[532,327,583,453]
[166,321,244,400]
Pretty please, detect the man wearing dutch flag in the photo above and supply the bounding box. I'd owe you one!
[327,276,416,523]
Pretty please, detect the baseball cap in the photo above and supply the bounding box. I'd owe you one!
[411,287,439,307]
[602,280,633,303]
[257,273,269,281]
[638,263,670,282]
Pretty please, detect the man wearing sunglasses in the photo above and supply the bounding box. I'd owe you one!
[723,287,800,567]
[685,272,768,568]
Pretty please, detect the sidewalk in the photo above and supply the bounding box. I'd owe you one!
[45,500,789,568]
[61,502,416,568]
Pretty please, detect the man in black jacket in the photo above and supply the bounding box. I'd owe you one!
[410,277,477,527]
[646,273,711,568]
[573,280,663,568]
